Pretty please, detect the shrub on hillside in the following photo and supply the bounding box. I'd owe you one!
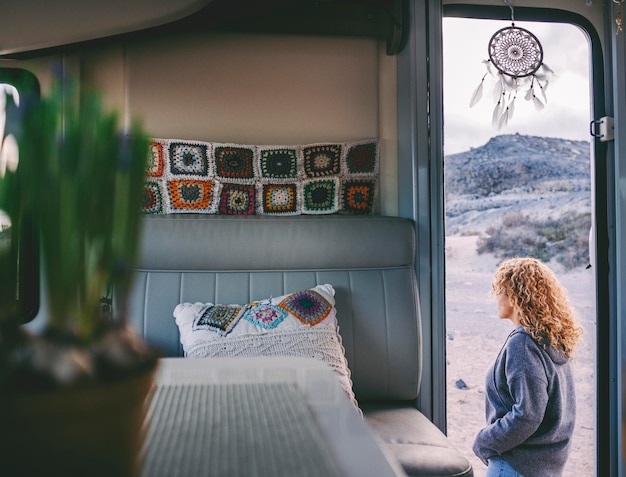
[476,211,591,270]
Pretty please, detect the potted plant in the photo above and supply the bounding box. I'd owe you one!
[0,75,158,477]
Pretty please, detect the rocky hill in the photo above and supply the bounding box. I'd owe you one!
[444,134,592,268]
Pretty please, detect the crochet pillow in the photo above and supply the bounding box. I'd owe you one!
[173,284,358,408]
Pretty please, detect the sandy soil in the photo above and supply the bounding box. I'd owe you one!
[445,235,596,477]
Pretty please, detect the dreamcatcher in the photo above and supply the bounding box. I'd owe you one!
[469,0,554,129]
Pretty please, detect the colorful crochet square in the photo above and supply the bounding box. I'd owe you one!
[193,304,245,336]
[344,141,378,175]
[142,180,164,214]
[219,183,256,215]
[215,145,255,180]
[278,289,332,326]
[341,179,376,215]
[167,179,215,212]
[261,183,298,215]
[147,141,165,177]
[244,303,288,330]
[169,141,210,176]
[302,144,341,178]
[302,179,338,214]
[258,147,299,179]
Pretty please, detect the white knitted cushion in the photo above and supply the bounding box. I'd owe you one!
[173,284,358,408]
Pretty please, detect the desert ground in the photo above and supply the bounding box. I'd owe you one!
[445,235,596,477]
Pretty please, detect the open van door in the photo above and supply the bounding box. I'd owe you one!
[401,1,618,475]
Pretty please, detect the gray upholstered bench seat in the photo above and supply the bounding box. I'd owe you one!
[362,403,473,477]
[127,214,473,477]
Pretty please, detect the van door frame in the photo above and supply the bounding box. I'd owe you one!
[397,2,611,475]
[608,1,626,476]
[397,0,444,428]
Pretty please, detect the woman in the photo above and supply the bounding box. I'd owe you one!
[473,257,583,477]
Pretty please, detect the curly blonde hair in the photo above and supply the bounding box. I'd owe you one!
[492,257,583,359]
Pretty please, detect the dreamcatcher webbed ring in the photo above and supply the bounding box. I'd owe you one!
[488,25,543,78]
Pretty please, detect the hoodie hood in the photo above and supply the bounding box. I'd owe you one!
[544,340,568,365]
[515,325,569,365]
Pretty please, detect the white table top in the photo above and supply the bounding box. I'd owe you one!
[142,356,407,477]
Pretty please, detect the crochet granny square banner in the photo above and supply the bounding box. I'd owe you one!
[141,137,379,216]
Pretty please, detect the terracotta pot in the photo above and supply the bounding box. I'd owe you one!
[0,365,157,477]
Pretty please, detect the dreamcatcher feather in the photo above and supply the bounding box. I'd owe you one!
[470,21,554,129]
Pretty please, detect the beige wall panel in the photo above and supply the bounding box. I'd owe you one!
[125,32,379,145]
[82,48,127,121]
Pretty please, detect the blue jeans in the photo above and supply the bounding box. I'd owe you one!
[485,456,525,477]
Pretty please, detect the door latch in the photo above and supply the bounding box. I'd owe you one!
[590,116,614,142]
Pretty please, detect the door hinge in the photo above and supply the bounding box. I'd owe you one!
[590,116,614,142]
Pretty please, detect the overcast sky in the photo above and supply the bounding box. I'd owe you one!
[443,17,591,156]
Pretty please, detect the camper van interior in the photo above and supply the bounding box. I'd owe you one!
[0,0,623,476]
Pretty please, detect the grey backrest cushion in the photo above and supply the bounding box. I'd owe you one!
[126,215,421,402]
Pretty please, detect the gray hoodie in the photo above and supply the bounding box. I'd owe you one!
[473,325,576,477]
